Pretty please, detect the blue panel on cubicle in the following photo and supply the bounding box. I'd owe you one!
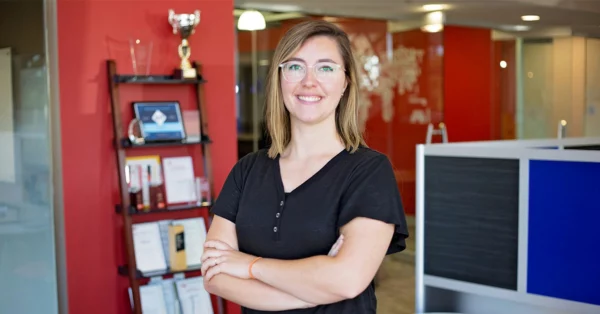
[528,160,600,306]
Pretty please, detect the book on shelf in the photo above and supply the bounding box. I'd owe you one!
[168,223,187,272]
[129,276,214,314]
[132,217,207,275]
[157,278,180,314]
[172,218,207,268]
[175,277,214,314]
[162,156,197,205]
[128,284,168,314]
[132,222,168,276]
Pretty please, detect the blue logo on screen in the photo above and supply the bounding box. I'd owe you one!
[136,102,185,141]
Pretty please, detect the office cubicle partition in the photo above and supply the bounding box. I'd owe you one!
[415,137,600,314]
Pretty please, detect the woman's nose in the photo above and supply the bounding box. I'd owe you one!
[301,68,318,86]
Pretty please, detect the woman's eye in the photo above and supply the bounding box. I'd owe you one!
[288,64,302,71]
[318,65,334,72]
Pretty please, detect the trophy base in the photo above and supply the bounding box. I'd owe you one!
[173,67,197,80]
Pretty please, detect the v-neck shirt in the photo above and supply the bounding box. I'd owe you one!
[275,148,347,195]
[210,146,409,314]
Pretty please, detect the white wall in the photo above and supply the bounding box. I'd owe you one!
[551,37,585,137]
[522,41,554,139]
[586,38,600,136]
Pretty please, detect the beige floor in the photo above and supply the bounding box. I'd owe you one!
[375,221,416,314]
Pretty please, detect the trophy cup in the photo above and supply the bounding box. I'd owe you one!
[168,9,201,79]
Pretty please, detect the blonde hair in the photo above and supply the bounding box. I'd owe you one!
[264,20,366,159]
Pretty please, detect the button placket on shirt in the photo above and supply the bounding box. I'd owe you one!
[273,199,284,241]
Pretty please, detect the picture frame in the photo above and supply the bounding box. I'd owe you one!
[132,101,186,143]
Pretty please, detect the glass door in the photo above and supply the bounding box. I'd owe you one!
[0,0,61,313]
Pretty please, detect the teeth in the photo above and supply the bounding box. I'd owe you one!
[297,96,322,102]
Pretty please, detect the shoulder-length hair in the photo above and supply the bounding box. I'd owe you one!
[264,19,366,159]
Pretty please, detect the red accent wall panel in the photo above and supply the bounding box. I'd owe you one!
[443,25,493,142]
[56,0,238,313]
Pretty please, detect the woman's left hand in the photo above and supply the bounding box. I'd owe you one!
[201,239,258,281]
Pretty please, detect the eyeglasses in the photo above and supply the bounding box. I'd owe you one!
[279,61,344,83]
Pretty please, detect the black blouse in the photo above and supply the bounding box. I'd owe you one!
[210,146,409,314]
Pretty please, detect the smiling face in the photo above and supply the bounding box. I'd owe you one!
[279,35,347,126]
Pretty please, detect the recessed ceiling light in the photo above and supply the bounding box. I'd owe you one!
[521,15,540,21]
[241,3,302,13]
[423,4,447,11]
[513,25,531,31]
[421,24,444,33]
[500,25,531,32]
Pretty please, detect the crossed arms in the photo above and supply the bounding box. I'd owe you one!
[201,215,394,311]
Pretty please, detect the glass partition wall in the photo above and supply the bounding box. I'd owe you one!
[495,35,600,140]
[0,0,62,313]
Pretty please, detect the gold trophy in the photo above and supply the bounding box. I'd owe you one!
[168,9,201,79]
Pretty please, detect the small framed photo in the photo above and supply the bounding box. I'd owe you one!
[132,101,186,142]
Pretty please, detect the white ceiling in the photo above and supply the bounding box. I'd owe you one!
[234,0,600,37]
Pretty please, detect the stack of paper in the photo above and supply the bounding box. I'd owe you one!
[176,277,214,314]
[132,222,168,276]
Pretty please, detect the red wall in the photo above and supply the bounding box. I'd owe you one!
[443,25,494,142]
[56,0,238,313]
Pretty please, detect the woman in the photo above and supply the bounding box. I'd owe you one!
[201,20,409,313]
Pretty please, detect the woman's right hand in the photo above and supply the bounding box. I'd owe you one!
[327,234,344,256]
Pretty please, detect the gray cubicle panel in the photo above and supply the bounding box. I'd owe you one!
[415,137,600,314]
